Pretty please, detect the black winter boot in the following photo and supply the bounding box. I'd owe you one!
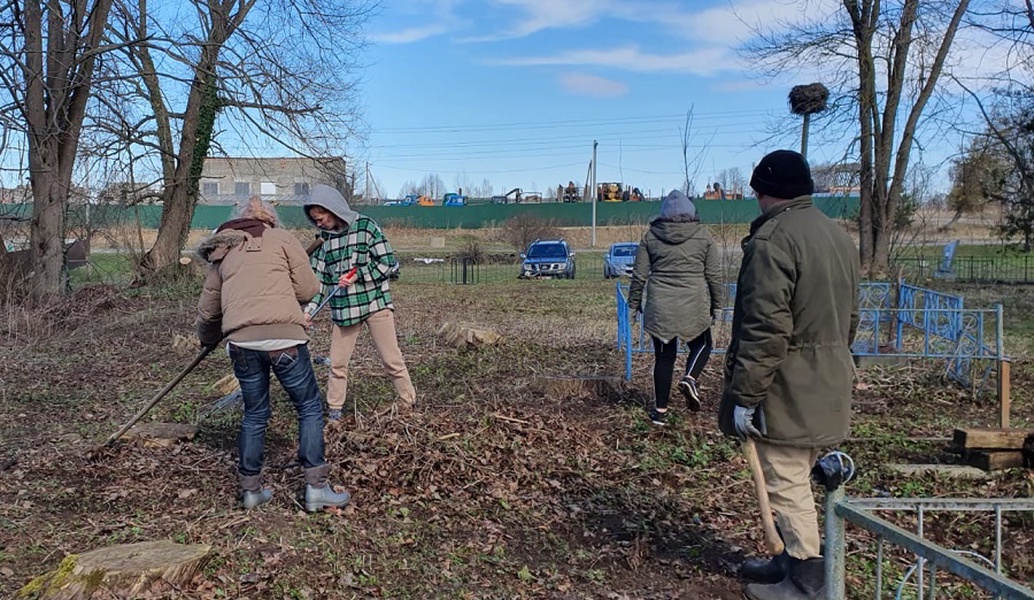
[303,465,351,513]
[743,557,825,600]
[740,550,790,584]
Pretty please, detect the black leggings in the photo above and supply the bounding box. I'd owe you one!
[652,329,713,409]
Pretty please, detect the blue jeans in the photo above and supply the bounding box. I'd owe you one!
[229,343,325,476]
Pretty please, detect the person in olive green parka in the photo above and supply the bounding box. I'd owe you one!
[718,150,860,600]
[627,190,723,425]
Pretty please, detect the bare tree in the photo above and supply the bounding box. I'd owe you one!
[942,137,1004,230]
[0,0,116,301]
[100,0,375,277]
[743,0,971,274]
[470,177,493,199]
[959,1,1034,249]
[715,167,747,197]
[679,106,711,197]
[419,173,445,199]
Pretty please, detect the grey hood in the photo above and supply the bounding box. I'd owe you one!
[650,220,703,245]
[303,184,359,230]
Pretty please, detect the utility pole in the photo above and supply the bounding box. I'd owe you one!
[365,162,371,204]
[591,140,598,248]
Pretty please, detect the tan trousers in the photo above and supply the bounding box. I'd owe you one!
[755,441,823,560]
[327,309,416,410]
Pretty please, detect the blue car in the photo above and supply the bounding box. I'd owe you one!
[604,242,638,278]
[519,239,576,279]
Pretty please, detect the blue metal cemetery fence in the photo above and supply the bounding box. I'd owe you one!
[615,281,1005,395]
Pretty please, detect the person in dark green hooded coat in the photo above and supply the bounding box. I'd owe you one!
[627,190,723,425]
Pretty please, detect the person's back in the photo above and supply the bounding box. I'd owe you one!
[726,197,858,448]
[772,204,858,350]
[628,190,722,423]
[636,219,720,340]
[719,150,860,600]
[196,196,351,513]
[198,226,317,343]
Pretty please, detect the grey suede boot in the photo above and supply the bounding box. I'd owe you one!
[740,550,790,584]
[239,473,272,509]
[744,557,825,600]
[304,465,351,513]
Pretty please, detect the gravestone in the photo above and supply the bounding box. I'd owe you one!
[933,240,959,280]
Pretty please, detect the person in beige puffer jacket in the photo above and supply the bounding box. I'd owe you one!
[196,196,351,513]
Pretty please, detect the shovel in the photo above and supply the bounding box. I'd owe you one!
[92,344,217,453]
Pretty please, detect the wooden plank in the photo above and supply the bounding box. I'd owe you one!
[952,428,1031,450]
[998,359,1011,429]
[965,450,1026,471]
[887,464,990,480]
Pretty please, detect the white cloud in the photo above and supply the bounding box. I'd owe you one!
[369,0,464,44]
[493,0,610,37]
[493,44,738,76]
[472,0,837,43]
[371,24,451,44]
[558,73,629,97]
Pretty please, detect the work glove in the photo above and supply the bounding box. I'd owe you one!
[733,404,766,440]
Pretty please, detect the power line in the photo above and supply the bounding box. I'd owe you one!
[371,109,773,134]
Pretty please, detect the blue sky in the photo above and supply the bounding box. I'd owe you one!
[358,0,834,199]
[0,0,1001,200]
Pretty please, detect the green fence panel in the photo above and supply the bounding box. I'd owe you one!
[1,196,859,230]
[354,196,858,229]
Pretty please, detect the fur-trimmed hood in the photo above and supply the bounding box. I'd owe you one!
[197,229,250,263]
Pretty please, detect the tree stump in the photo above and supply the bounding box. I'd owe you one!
[438,322,503,349]
[212,373,240,396]
[18,540,211,599]
[123,423,198,448]
[170,334,199,351]
[532,375,624,401]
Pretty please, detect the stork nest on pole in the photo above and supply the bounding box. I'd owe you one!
[788,83,829,116]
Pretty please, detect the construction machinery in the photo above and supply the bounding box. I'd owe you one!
[703,182,744,200]
[559,181,582,202]
[442,192,466,206]
[490,188,523,204]
[597,182,623,202]
[386,193,433,206]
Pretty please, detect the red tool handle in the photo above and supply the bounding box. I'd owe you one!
[344,266,357,280]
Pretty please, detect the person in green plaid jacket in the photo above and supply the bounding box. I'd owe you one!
[303,184,416,422]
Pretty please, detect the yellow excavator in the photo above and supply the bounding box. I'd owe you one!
[597,182,622,202]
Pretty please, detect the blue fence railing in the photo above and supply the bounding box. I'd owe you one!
[615,281,1004,392]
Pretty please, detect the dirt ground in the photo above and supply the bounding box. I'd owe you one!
[0,266,1032,598]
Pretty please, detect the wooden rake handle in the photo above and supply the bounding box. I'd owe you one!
[94,345,216,452]
[743,437,785,556]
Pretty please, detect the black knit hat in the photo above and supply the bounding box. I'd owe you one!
[750,150,814,199]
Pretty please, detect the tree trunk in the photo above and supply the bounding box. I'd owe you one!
[20,0,115,302]
[140,68,221,275]
[27,151,67,299]
[138,2,245,277]
[941,208,964,231]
